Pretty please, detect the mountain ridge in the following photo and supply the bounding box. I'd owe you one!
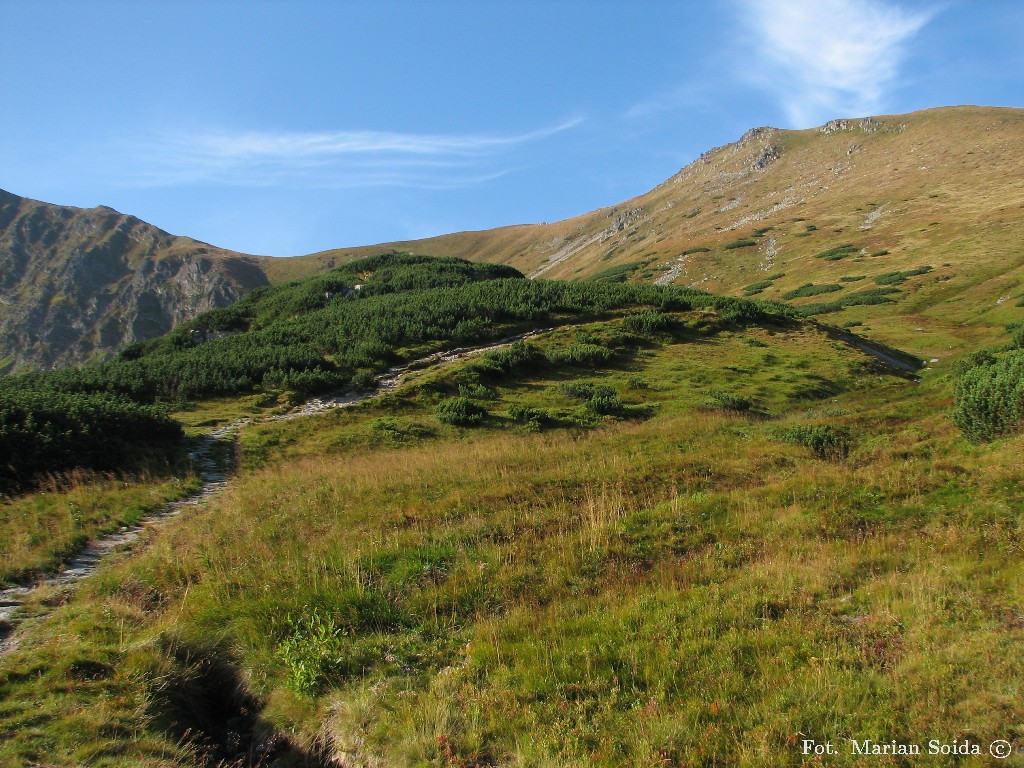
[302,105,1024,357]
[4,108,1024,766]
[0,188,270,371]
[3,105,1023,370]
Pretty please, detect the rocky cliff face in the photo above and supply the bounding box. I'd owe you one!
[0,190,269,371]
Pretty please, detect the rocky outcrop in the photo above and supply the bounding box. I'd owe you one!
[752,143,781,171]
[609,206,644,232]
[819,116,884,134]
[0,189,269,371]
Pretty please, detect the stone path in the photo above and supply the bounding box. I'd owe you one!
[0,329,546,653]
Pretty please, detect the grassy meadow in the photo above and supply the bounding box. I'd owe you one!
[0,467,201,588]
[2,308,1022,766]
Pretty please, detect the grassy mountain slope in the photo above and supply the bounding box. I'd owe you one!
[1,266,1021,764]
[2,109,1024,764]
[0,253,791,564]
[305,106,1024,357]
[0,189,269,372]
[4,106,1022,372]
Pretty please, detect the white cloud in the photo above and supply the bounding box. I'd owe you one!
[736,0,935,126]
[122,117,583,189]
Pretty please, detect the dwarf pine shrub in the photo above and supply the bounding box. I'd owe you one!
[435,396,487,426]
[709,390,753,412]
[953,349,1024,442]
[621,311,676,335]
[779,424,850,459]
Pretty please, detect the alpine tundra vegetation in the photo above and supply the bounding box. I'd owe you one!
[1,107,1024,767]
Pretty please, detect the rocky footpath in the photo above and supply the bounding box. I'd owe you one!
[0,328,546,654]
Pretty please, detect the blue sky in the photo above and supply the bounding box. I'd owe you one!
[1,0,1022,256]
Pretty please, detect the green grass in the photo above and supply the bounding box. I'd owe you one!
[4,303,1024,765]
[0,469,201,586]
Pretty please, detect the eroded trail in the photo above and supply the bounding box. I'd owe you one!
[0,329,545,653]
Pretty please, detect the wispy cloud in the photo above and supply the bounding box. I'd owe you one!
[735,0,935,126]
[122,117,583,189]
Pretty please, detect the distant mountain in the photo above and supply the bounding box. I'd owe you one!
[310,105,1024,357]
[4,105,1022,371]
[0,190,268,371]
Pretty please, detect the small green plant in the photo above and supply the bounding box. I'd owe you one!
[724,239,757,250]
[708,390,753,412]
[276,608,346,697]
[682,246,710,255]
[435,397,487,426]
[779,424,850,459]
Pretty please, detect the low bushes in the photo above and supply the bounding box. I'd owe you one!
[814,244,858,261]
[507,405,550,430]
[797,287,901,316]
[708,391,753,412]
[953,349,1024,442]
[782,283,844,300]
[875,266,933,285]
[0,389,181,491]
[779,424,850,459]
[621,311,677,336]
[559,382,628,417]
[435,397,488,426]
[545,343,615,367]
